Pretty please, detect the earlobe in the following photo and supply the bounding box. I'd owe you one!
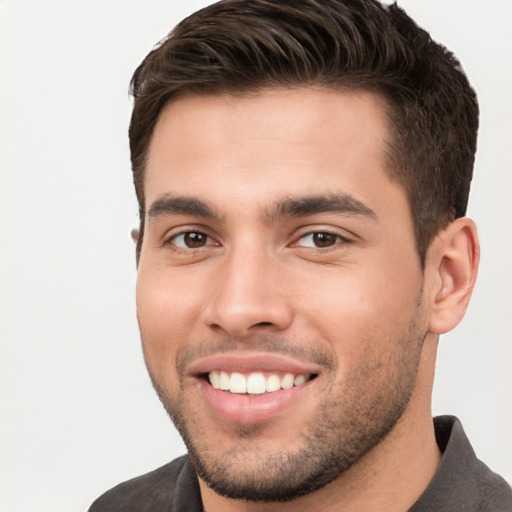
[427,217,480,335]
[131,228,139,244]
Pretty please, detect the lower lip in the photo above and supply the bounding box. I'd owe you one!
[198,378,315,424]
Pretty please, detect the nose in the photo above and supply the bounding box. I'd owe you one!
[202,247,294,338]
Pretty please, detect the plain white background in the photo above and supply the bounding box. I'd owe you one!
[0,1,510,510]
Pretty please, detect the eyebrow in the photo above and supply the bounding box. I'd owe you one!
[147,195,221,221]
[146,192,376,223]
[264,193,376,222]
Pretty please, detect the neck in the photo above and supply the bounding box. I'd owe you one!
[200,336,441,512]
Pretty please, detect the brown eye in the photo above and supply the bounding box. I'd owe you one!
[296,232,342,248]
[172,232,210,249]
[312,232,337,247]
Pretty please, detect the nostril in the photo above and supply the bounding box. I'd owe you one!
[253,322,273,328]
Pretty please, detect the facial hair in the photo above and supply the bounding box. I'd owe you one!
[145,314,426,503]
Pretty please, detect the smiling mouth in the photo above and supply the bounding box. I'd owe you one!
[207,371,318,395]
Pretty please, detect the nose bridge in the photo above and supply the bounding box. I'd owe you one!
[203,238,292,336]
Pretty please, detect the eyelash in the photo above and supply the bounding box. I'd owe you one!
[167,230,216,250]
[166,229,351,251]
[291,231,352,250]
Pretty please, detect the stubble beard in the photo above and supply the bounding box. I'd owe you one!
[145,320,426,503]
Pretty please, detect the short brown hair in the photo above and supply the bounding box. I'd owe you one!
[129,0,478,263]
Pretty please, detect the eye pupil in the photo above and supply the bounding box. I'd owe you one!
[313,232,336,247]
[184,232,207,248]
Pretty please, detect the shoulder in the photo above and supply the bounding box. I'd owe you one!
[411,416,512,511]
[88,455,192,512]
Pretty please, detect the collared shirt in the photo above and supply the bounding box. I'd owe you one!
[89,416,512,511]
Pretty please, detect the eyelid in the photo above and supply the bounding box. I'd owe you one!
[290,228,353,248]
[164,227,219,249]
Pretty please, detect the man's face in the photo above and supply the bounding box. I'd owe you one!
[137,89,430,501]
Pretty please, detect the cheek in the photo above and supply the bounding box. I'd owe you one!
[136,269,203,376]
[295,259,424,353]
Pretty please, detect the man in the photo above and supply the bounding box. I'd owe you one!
[89,0,512,510]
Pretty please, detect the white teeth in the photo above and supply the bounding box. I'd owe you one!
[281,373,294,390]
[247,373,266,394]
[208,371,310,394]
[230,372,247,393]
[294,374,306,386]
[209,370,220,389]
[266,374,281,392]
[219,371,231,391]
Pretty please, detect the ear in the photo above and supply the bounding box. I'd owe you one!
[131,227,139,244]
[426,217,480,335]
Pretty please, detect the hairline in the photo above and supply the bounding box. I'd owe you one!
[135,84,427,266]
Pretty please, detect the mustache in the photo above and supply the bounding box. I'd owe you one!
[176,336,336,376]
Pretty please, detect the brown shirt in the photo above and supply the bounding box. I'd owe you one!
[89,416,512,511]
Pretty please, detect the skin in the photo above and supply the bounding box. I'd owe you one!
[136,88,479,511]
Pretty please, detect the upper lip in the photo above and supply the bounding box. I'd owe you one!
[189,352,322,376]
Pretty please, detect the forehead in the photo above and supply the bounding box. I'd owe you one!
[144,88,402,219]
